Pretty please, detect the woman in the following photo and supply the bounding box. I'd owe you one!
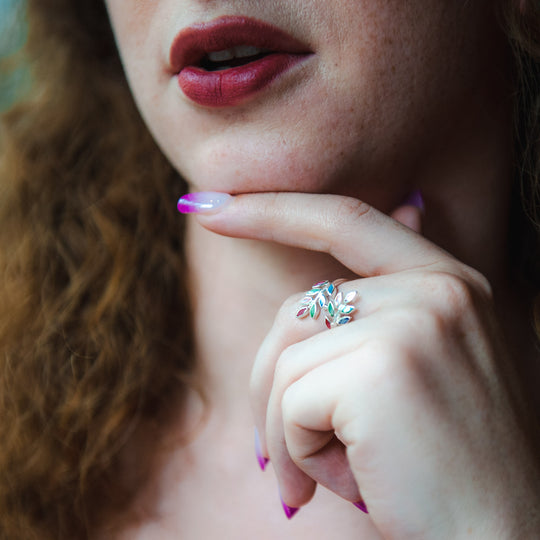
[1,0,540,538]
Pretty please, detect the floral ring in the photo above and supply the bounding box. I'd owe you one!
[296,279,358,330]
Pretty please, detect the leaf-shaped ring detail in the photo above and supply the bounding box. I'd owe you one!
[296,279,358,329]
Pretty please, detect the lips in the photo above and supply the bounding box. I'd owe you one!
[170,16,313,107]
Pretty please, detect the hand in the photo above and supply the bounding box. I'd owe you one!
[189,192,540,538]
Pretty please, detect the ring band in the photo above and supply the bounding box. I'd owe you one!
[296,280,358,329]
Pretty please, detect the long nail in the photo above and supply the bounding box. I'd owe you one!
[279,493,299,520]
[353,500,369,514]
[254,428,269,472]
[177,192,232,214]
[401,189,425,213]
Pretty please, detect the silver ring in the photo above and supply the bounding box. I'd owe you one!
[296,280,358,329]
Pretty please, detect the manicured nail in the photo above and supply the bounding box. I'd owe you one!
[401,189,425,213]
[353,500,369,514]
[279,493,299,520]
[254,428,269,471]
[177,192,232,214]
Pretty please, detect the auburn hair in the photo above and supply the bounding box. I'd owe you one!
[0,1,195,538]
[0,1,538,538]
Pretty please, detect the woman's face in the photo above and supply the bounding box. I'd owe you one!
[105,0,508,208]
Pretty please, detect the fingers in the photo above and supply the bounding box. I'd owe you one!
[250,268,495,513]
[188,192,454,277]
[252,288,376,508]
[251,279,367,442]
[251,296,384,508]
[254,322,369,492]
[390,204,422,233]
[250,272,438,459]
[261,311,431,510]
[390,189,425,234]
[250,293,324,459]
[257,305,471,518]
[267,351,366,508]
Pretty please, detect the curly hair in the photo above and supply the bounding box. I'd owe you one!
[505,1,540,219]
[0,1,538,539]
[497,0,540,329]
[0,1,195,538]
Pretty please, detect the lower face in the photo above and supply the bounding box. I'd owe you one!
[105,0,509,211]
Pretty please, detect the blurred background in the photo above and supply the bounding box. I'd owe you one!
[0,0,28,111]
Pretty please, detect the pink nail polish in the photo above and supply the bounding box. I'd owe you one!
[254,428,269,472]
[279,494,299,520]
[177,192,232,214]
[353,500,369,514]
[401,189,425,213]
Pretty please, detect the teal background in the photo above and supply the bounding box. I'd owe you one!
[0,0,28,111]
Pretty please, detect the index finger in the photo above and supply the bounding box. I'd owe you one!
[180,191,456,277]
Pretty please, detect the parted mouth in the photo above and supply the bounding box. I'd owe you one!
[169,16,312,74]
[198,45,273,72]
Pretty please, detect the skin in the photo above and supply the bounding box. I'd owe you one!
[104,0,540,538]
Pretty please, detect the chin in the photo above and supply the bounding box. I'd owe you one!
[180,161,330,195]
[175,140,350,196]
[171,129,409,214]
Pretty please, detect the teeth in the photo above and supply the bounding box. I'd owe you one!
[234,45,264,58]
[207,45,269,63]
[208,49,235,62]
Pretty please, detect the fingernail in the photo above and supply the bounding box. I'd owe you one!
[177,192,232,214]
[401,189,425,213]
[279,493,299,520]
[353,500,369,514]
[254,427,269,472]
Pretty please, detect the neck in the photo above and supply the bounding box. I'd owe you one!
[186,221,352,419]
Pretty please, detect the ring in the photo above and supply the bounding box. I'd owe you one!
[296,280,358,329]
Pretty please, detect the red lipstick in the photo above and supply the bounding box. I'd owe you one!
[170,16,312,108]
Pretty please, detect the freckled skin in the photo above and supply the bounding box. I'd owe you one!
[105,0,509,214]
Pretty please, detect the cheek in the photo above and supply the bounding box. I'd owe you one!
[105,0,167,100]
[105,1,160,42]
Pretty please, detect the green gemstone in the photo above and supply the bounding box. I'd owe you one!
[328,301,335,317]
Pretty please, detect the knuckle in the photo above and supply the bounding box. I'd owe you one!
[325,198,374,263]
[278,293,303,317]
[464,267,493,300]
[333,198,372,230]
[273,292,308,335]
[389,306,444,339]
[260,192,282,222]
[425,271,476,315]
